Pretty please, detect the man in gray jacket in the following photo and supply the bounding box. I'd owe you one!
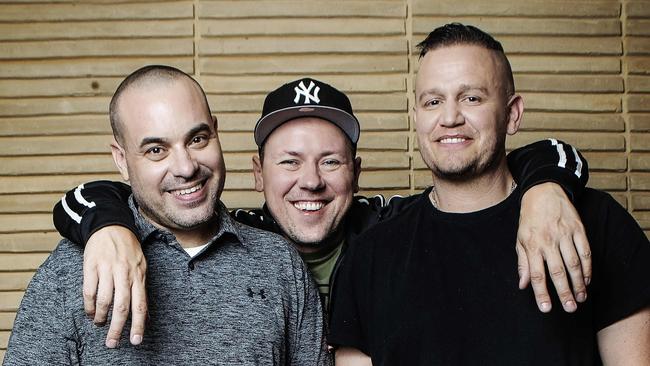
[4,65,329,365]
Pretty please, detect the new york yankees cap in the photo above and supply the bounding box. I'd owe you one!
[254,78,360,146]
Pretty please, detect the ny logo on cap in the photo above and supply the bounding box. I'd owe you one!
[294,80,320,104]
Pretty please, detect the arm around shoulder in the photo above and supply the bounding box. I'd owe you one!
[509,139,592,313]
[53,180,135,245]
[507,139,588,200]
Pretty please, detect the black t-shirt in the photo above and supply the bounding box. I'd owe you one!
[329,187,650,366]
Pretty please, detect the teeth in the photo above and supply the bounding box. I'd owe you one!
[174,183,202,196]
[440,137,466,144]
[293,201,324,211]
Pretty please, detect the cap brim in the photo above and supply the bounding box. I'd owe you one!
[254,105,360,146]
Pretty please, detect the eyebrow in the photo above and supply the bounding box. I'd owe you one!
[458,84,489,95]
[185,123,212,141]
[417,88,440,103]
[139,136,167,149]
[138,122,212,149]
[279,149,345,159]
[417,84,489,103]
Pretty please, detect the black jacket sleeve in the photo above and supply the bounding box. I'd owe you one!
[52,180,134,246]
[507,139,589,201]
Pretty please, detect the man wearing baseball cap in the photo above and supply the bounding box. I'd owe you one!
[52,76,591,346]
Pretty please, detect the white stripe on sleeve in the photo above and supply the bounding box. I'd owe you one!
[61,195,82,224]
[549,138,567,169]
[74,183,96,208]
[571,145,583,178]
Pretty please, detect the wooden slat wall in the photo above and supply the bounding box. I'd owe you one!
[0,0,648,357]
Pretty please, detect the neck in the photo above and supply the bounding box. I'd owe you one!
[172,222,219,248]
[142,210,220,248]
[293,229,344,255]
[430,162,515,213]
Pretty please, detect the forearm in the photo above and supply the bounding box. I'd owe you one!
[53,180,135,245]
[507,139,588,200]
[513,140,592,313]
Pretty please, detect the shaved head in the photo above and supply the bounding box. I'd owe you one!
[416,23,515,98]
[109,65,211,146]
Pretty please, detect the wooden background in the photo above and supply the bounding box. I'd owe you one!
[1,0,649,357]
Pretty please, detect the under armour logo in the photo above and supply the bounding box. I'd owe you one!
[294,81,320,104]
[247,287,267,300]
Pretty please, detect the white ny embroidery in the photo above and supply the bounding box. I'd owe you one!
[294,81,321,104]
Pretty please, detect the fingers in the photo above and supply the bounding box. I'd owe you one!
[573,226,592,286]
[94,266,114,326]
[82,260,99,318]
[526,248,553,313]
[518,182,594,313]
[82,225,149,348]
[544,248,577,313]
[521,238,589,313]
[558,236,587,304]
[129,269,148,346]
[515,242,530,290]
[105,265,130,348]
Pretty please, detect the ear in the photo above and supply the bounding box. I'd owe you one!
[252,155,264,192]
[110,138,130,181]
[212,115,218,131]
[506,94,524,135]
[352,156,362,193]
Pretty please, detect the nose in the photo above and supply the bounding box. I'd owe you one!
[298,163,325,191]
[169,147,199,179]
[439,101,464,128]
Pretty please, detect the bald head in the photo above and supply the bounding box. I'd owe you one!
[109,65,211,146]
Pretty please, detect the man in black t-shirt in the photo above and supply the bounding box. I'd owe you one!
[329,23,650,365]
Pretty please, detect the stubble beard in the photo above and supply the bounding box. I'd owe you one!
[429,138,506,183]
[135,167,220,232]
[278,216,346,253]
[137,187,219,232]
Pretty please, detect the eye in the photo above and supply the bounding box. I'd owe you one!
[189,135,209,148]
[278,159,300,170]
[144,146,167,161]
[323,159,340,166]
[463,95,481,104]
[424,99,441,108]
[321,159,341,171]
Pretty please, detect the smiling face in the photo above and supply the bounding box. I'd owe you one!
[414,44,522,181]
[252,117,361,252]
[111,76,225,245]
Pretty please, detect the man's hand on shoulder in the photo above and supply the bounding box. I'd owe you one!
[516,182,592,313]
[83,225,148,348]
